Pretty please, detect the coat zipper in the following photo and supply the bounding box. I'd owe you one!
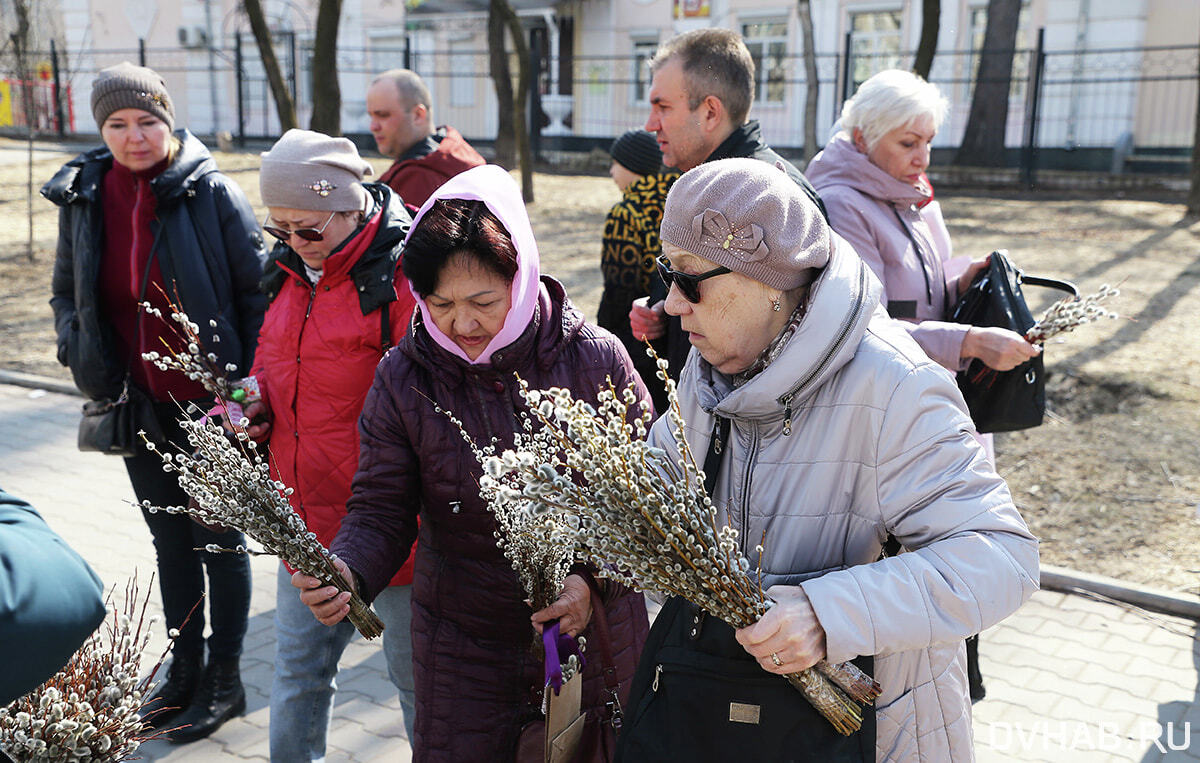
[739,423,759,557]
[778,260,869,433]
[652,664,662,691]
[289,285,318,515]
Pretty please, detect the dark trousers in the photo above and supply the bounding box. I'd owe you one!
[124,401,251,661]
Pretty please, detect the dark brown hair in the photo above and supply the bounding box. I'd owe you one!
[402,199,518,297]
[649,28,755,125]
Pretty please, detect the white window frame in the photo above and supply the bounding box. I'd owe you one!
[847,7,904,92]
[630,34,659,105]
[740,14,790,105]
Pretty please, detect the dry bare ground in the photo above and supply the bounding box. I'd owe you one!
[2,138,1199,595]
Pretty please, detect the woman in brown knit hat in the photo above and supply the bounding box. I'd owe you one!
[42,61,266,744]
[614,158,1038,762]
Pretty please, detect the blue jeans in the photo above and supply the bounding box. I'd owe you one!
[270,564,415,761]
[126,401,251,661]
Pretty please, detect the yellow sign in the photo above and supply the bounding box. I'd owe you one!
[673,0,710,18]
[0,81,13,127]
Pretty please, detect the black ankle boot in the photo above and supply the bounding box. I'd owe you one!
[165,657,246,744]
[139,653,202,730]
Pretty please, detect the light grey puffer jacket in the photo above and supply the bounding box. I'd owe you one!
[646,234,1039,761]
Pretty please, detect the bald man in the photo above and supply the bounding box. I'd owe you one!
[366,69,485,209]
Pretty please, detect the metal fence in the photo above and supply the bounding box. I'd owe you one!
[2,33,1196,180]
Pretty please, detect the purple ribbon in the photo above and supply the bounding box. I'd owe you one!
[542,619,585,695]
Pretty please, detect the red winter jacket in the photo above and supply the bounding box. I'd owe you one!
[378,125,485,209]
[252,183,416,586]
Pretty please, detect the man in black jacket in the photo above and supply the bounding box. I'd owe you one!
[630,28,827,374]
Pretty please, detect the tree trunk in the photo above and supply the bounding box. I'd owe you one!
[489,0,534,202]
[488,4,516,168]
[10,0,35,260]
[241,0,297,132]
[1187,61,1200,217]
[912,0,940,80]
[797,0,820,164]
[955,0,1020,167]
[309,0,343,135]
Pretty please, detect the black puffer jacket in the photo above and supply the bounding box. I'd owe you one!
[42,130,267,399]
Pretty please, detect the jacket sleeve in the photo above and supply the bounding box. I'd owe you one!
[211,177,268,375]
[0,489,107,705]
[332,363,421,602]
[49,205,78,367]
[826,195,968,371]
[800,364,1039,664]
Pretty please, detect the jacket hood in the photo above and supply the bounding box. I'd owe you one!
[806,132,929,207]
[404,164,540,365]
[691,232,882,421]
[41,129,215,207]
[405,275,581,379]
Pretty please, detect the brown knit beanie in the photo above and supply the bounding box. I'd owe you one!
[91,62,175,129]
[660,158,830,290]
[610,129,662,176]
[259,129,372,212]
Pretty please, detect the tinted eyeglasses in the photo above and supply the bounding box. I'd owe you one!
[656,257,732,304]
[262,210,338,243]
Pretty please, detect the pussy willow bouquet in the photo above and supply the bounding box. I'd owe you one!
[139,304,383,639]
[443,404,586,688]
[138,413,383,639]
[471,362,881,735]
[0,578,172,761]
[1026,283,1121,344]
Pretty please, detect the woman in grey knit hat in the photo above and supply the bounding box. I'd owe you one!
[614,158,1038,762]
[248,129,419,761]
[42,61,266,745]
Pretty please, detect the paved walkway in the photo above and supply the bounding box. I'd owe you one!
[1,381,1197,761]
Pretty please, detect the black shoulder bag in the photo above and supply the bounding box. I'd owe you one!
[615,418,874,762]
[949,250,1077,433]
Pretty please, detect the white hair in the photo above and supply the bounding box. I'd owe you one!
[840,70,948,151]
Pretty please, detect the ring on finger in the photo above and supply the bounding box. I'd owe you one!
[771,652,783,667]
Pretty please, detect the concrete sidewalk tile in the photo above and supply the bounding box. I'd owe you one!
[329,717,410,760]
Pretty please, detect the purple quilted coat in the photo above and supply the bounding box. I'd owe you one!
[332,276,651,762]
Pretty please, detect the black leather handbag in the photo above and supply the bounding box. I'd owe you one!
[77,379,163,456]
[950,250,1077,433]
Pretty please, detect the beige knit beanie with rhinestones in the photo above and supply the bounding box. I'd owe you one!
[259,129,372,212]
[660,157,830,290]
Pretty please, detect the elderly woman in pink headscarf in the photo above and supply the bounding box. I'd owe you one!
[293,165,651,762]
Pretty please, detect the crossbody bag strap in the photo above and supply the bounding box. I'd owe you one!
[380,301,392,352]
[579,571,623,730]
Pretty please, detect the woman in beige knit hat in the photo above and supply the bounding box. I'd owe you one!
[614,158,1038,762]
[248,128,420,761]
[42,61,266,744]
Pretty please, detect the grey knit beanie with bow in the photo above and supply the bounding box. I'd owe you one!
[91,62,175,129]
[259,129,372,212]
[660,158,830,290]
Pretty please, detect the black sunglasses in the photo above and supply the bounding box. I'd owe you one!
[263,210,338,243]
[656,257,732,304]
